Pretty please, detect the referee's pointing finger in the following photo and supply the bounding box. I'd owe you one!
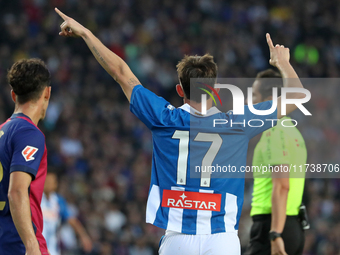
[55,8,69,20]
[266,33,274,49]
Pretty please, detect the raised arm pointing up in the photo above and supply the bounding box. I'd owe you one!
[55,8,140,101]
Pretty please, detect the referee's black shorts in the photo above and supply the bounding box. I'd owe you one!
[245,214,304,255]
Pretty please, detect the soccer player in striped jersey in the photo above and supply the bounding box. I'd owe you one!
[42,170,92,255]
[0,59,51,255]
[55,8,306,255]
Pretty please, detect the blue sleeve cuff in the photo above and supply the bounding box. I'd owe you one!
[10,165,37,180]
[129,85,143,108]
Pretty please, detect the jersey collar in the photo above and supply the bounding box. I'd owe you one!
[11,113,38,129]
[179,103,221,117]
[11,112,31,120]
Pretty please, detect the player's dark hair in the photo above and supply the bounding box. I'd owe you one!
[7,59,51,104]
[256,69,283,99]
[176,54,217,103]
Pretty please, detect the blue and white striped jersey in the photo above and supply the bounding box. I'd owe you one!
[130,85,277,235]
[41,192,71,255]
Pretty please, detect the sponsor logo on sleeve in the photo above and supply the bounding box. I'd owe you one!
[22,146,39,162]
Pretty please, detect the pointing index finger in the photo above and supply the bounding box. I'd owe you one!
[55,8,68,20]
[266,33,274,49]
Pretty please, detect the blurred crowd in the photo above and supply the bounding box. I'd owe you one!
[1,0,340,254]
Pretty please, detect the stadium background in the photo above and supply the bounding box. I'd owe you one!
[0,0,340,254]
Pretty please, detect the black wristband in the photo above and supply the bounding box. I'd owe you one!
[269,231,282,241]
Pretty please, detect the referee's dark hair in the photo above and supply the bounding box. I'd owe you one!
[256,69,283,99]
[7,59,51,104]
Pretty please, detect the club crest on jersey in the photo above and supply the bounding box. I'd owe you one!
[22,146,38,162]
[162,189,221,212]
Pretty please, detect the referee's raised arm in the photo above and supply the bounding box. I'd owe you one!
[55,8,140,102]
[266,33,307,119]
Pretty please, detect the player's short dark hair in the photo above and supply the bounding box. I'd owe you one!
[256,69,283,99]
[7,59,51,104]
[176,54,217,103]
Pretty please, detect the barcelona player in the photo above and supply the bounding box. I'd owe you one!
[0,59,51,255]
[55,8,307,255]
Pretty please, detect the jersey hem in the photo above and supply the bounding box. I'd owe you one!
[148,221,238,235]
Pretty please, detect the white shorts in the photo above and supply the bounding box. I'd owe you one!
[159,230,241,255]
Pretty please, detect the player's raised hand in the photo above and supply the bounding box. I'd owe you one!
[266,33,290,68]
[55,8,87,37]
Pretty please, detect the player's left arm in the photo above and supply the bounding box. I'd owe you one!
[58,196,92,252]
[266,33,306,119]
[270,169,289,255]
[55,8,140,102]
[8,172,41,255]
[68,217,93,252]
[261,128,290,255]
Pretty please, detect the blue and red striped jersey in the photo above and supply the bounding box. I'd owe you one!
[0,113,48,255]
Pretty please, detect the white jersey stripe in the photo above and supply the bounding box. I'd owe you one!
[224,193,238,233]
[196,189,214,234]
[166,187,185,232]
[146,185,161,224]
